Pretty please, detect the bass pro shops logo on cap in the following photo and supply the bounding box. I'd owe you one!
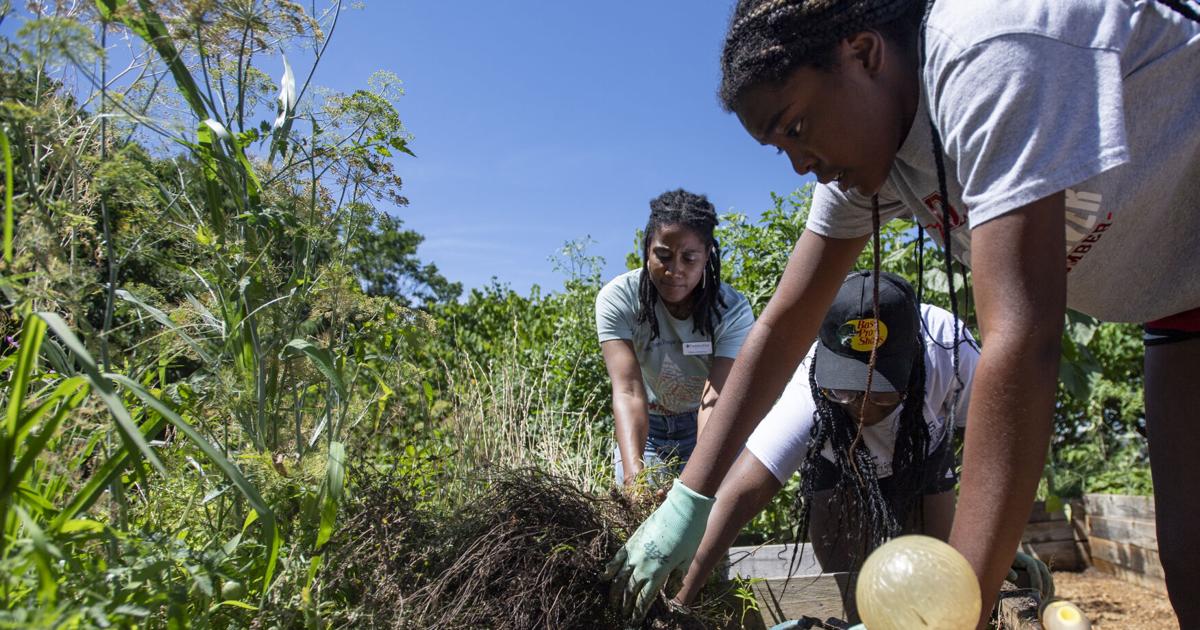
[836,319,889,352]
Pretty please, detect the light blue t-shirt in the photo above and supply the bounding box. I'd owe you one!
[808,0,1200,323]
[595,269,755,415]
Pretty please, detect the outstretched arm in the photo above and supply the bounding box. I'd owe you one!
[950,192,1065,628]
[673,450,784,605]
[681,229,868,495]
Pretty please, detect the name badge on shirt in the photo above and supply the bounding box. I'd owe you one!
[682,341,713,356]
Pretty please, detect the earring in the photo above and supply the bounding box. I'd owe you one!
[702,272,706,290]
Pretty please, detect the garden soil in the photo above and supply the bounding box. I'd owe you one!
[1052,569,1177,630]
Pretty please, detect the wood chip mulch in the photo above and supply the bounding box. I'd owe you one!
[1052,569,1177,630]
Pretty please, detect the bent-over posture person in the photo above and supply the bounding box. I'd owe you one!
[596,189,754,487]
[606,1,1200,627]
[675,272,1048,620]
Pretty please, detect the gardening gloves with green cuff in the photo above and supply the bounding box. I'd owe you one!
[602,479,714,627]
[1009,550,1055,602]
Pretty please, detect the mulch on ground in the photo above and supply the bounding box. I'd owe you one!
[1052,569,1177,630]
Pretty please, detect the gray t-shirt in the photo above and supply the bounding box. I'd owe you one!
[808,0,1200,323]
[595,269,755,415]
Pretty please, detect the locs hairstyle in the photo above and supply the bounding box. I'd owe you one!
[637,189,726,345]
[793,276,929,569]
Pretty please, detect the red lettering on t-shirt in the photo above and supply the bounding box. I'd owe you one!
[1066,213,1114,273]
[922,192,966,241]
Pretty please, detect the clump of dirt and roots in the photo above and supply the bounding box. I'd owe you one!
[324,464,749,629]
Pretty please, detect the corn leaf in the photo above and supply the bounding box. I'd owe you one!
[5,317,46,447]
[1,125,14,263]
[283,339,345,399]
[37,313,165,475]
[3,377,89,503]
[315,441,345,549]
[96,0,209,121]
[196,123,227,229]
[107,373,281,594]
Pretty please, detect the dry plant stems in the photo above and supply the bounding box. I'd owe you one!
[327,464,733,629]
[445,343,609,495]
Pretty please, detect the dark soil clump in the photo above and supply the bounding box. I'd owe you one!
[325,464,738,629]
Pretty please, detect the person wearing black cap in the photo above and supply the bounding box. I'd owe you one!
[671,271,995,613]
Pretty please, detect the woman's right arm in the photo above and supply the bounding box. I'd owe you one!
[680,229,868,496]
[673,450,783,605]
[601,338,650,485]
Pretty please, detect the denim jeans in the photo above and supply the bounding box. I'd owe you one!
[613,411,698,485]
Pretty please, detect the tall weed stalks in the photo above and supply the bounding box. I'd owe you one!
[447,342,610,495]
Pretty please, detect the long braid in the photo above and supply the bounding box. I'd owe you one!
[918,0,962,426]
[887,281,931,514]
[916,224,925,305]
[849,196,884,481]
[636,189,727,346]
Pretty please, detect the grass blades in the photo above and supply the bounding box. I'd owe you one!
[1,124,13,264]
[107,373,281,594]
[37,313,165,475]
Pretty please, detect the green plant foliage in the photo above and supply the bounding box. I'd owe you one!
[0,0,1151,624]
[0,0,447,624]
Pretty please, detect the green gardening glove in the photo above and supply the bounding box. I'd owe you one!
[1008,551,1055,602]
[602,479,715,627]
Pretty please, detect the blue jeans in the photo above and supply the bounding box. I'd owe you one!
[613,411,698,485]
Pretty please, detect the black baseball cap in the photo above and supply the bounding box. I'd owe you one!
[814,271,920,393]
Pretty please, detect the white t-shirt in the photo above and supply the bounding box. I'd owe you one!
[807,0,1200,323]
[745,305,979,485]
[595,269,755,415]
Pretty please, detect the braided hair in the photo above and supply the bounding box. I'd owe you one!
[721,0,1200,573]
[719,0,925,109]
[789,274,930,569]
[637,189,726,345]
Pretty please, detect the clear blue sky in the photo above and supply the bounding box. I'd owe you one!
[317,2,814,294]
[3,2,814,294]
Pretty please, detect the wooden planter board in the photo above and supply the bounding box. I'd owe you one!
[998,585,1044,630]
[1018,501,1085,571]
[748,572,851,627]
[723,544,848,625]
[725,543,1041,628]
[1082,493,1165,594]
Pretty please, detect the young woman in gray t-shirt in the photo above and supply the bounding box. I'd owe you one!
[595,190,753,489]
[605,2,1200,627]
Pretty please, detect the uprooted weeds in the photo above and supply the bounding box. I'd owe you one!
[323,464,742,629]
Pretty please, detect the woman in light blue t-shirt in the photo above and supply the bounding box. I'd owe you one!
[595,189,754,488]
